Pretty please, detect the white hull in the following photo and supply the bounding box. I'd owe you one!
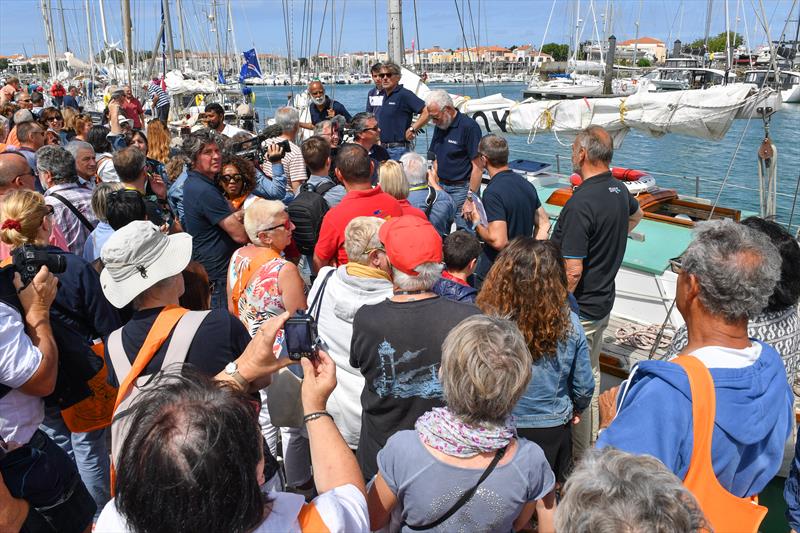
[784,85,800,103]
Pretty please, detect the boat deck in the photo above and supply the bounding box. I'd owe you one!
[599,315,671,390]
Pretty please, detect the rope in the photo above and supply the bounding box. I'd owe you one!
[758,140,778,218]
[618,99,627,126]
[616,324,675,352]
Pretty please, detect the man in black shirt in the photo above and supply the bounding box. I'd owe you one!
[350,216,480,480]
[464,134,550,286]
[550,125,643,458]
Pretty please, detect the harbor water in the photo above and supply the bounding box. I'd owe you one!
[250,82,800,231]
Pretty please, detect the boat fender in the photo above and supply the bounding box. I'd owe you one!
[570,173,583,188]
[621,82,628,92]
[611,167,649,181]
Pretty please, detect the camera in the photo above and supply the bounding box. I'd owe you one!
[284,311,319,361]
[275,139,291,154]
[11,244,66,286]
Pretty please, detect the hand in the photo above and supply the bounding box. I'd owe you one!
[326,108,335,118]
[300,349,337,413]
[267,143,284,163]
[461,200,477,223]
[108,100,119,114]
[598,386,620,430]
[148,173,167,200]
[427,169,442,191]
[238,312,294,384]
[14,268,58,317]
[404,128,416,142]
[570,412,581,425]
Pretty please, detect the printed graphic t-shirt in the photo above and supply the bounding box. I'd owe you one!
[350,296,481,480]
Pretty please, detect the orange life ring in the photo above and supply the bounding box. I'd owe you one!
[611,167,649,181]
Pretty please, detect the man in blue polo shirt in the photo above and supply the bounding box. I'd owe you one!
[373,62,429,160]
[301,81,352,129]
[365,63,383,113]
[426,90,482,232]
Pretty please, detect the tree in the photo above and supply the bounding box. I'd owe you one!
[541,42,569,62]
[689,31,744,53]
[0,58,8,70]
[637,57,652,67]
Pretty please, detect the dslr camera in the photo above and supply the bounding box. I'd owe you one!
[11,244,66,286]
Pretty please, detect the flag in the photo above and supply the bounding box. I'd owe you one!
[218,68,227,85]
[239,48,263,82]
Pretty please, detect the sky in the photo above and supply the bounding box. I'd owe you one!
[0,0,797,59]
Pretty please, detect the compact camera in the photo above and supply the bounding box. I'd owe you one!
[284,312,320,362]
[11,244,66,286]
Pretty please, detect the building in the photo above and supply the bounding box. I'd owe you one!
[618,37,667,63]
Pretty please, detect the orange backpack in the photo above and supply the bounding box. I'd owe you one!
[673,355,767,532]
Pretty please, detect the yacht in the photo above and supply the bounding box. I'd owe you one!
[741,69,800,103]
[642,57,733,92]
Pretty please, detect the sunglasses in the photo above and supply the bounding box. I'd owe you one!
[362,126,379,133]
[220,173,244,183]
[377,73,397,78]
[260,218,292,233]
[46,116,63,122]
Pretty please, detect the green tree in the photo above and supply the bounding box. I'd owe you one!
[541,42,569,62]
[0,58,8,70]
[637,57,652,67]
[689,31,744,53]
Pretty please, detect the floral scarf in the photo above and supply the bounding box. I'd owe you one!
[415,407,516,458]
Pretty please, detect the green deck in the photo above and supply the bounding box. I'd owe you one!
[537,181,695,276]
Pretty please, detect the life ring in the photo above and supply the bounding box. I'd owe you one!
[632,78,638,85]
[611,167,648,181]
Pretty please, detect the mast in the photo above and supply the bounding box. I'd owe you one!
[162,0,177,70]
[175,0,188,69]
[632,0,642,66]
[40,0,59,80]
[387,0,404,64]
[703,0,713,66]
[56,0,70,52]
[85,0,95,92]
[227,0,239,73]
[211,0,223,79]
[122,0,133,87]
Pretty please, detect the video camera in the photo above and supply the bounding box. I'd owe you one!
[11,244,66,286]
[230,124,291,165]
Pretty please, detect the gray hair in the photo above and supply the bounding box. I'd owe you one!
[478,134,508,167]
[381,62,401,76]
[682,218,781,322]
[181,130,220,165]
[575,125,614,164]
[275,107,299,133]
[36,145,77,185]
[425,89,453,110]
[399,152,428,186]
[12,109,34,125]
[313,120,333,136]
[350,112,376,138]
[92,182,125,222]
[555,447,708,532]
[243,199,286,243]
[440,315,532,425]
[392,262,443,292]
[65,140,94,160]
[344,216,385,266]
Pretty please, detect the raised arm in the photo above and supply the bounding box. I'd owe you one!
[14,268,59,397]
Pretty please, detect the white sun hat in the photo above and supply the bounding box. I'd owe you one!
[100,220,193,308]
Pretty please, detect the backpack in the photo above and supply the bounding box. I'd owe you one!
[287,180,337,256]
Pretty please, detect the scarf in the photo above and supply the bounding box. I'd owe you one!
[415,407,516,458]
[345,262,391,281]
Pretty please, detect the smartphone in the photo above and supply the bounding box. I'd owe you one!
[284,312,319,361]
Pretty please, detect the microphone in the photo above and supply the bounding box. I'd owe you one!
[426,151,436,171]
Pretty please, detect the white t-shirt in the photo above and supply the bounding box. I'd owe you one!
[96,484,368,532]
[221,123,247,138]
[96,152,120,183]
[0,301,44,444]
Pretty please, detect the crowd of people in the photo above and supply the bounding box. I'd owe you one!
[0,63,799,533]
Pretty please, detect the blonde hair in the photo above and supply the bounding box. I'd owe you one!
[379,160,410,200]
[61,106,78,132]
[73,114,94,137]
[0,189,49,248]
[146,120,171,164]
[344,216,384,265]
[92,182,125,222]
[243,199,286,244]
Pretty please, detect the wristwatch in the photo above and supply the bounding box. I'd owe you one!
[224,362,249,389]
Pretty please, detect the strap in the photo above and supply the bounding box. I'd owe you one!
[161,310,211,368]
[49,192,95,232]
[672,355,716,481]
[112,305,189,413]
[297,503,331,533]
[308,269,335,322]
[107,328,131,379]
[403,445,508,531]
[424,186,437,218]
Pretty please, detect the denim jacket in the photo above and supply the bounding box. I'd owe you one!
[513,311,595,427]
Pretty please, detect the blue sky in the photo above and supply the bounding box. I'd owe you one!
[1,0,797,58]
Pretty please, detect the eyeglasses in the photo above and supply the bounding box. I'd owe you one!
[46,116,63,122]
[259,218,292,233]
[361,246,385,255]
[377,73,397,78]
[362,126,379,133]
[220,173,244,183]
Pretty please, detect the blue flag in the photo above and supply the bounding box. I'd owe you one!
[239,48,263,82]
[218,68,226,85]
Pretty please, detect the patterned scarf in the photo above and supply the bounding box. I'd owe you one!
[345,262,392,281]
[415,407,516,458]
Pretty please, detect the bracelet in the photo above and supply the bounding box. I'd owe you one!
[303,411,333,424]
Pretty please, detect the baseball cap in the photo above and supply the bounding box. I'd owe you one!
[100,220,192,308]
[379,216,442,276]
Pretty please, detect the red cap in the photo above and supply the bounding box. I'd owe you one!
[379,216,442,276]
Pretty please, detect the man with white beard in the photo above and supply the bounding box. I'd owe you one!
[426,89,483,232]
[300,81,352,129]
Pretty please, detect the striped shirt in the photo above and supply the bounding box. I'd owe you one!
[147,82,170,109]
[261,136,307,189]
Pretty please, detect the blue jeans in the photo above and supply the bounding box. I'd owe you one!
[40,406,110,519]
[210,276,227,310]
[441,181,472,232]
[386,145,409,161]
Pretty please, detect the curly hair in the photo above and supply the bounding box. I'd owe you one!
[146,119,171,163]
[477,238,571,362]
[219,154,256,198]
